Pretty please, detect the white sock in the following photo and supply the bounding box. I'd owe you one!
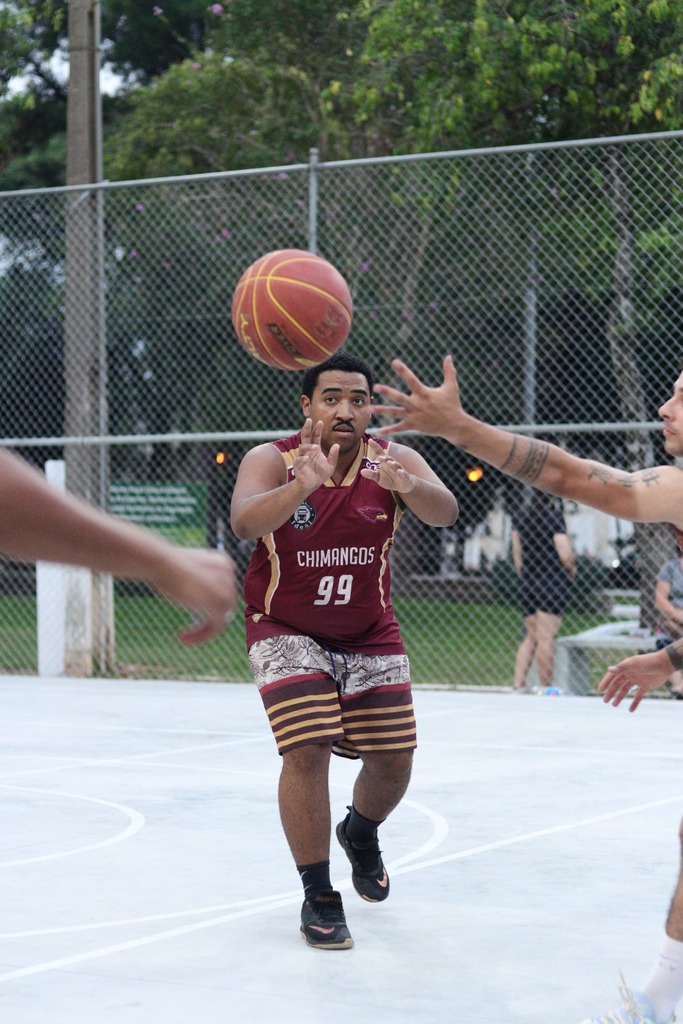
[643,934,683,1022]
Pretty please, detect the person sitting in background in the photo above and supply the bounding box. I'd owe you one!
[655,554,683,699]
[510,490,576,692]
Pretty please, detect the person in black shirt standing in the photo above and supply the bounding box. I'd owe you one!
[510,490,576,692]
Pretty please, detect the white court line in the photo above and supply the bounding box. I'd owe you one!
[1,791,679,980]
[445,741,683,760]
[3,721,261,736]
[126,760,278,776]
[415,703,492,720]
[0,889,305,940]
[391,791,683,877]
[0,737,268,782]
[387,797,450,868]
[0,785,145,867]
[0,894,308,983]
[2,737,680,785]
[0,793,448,940]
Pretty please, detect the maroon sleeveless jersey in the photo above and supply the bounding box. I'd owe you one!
[243,433,406,655]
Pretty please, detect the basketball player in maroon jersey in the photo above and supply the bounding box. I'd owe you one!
[230,352,458,950]
[370,354,683,1024]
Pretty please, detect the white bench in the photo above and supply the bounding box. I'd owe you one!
[601,588,641,620]
[555,619,657,695]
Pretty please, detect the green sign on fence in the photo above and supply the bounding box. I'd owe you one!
[110,482,208,545]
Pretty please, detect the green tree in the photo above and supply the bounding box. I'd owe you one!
[10,0,210,84]
[0,2,36,94]
[0,0,213,188]
[104,0,369,179]
[104,55,322,179]
[0,0,68,189]
[355,0,683,152]
[210,0,361,79]
[210,0,369,156]
[101,0,209,82]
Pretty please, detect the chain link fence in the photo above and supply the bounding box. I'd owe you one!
[1,130,682,691]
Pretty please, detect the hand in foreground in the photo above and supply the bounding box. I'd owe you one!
[360,438,415,493]
[370,354,462,438]
[155,547,238,646]
[293,418,340,489]
[598,652,672,713]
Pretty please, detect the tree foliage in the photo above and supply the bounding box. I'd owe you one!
[101,0,210,82]
[0,1,68,188]
[9,0,210,83]
[0,2,35,94]
[104,55,323,179]
[5,0,683,186]
[355,0,683,153]
[0,0,211,187]
[103,0,368,179]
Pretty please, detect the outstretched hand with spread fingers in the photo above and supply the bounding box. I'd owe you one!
[598,653,672,713]
[292,417,340,490]
[370,354,463,439]
[360,438,415,494]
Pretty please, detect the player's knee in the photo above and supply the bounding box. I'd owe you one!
[363,748,413,782]
[282,742,332,775]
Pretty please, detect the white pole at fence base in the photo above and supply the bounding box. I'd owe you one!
[37,460,66,676]
[37,460,93,677]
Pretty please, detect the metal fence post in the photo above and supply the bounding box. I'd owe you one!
[308,147,319,254]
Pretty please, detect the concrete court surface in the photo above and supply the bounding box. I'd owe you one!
[1,676,682,1024]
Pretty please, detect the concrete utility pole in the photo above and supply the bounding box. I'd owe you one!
[63,0,114,675]
[66,0,102,186]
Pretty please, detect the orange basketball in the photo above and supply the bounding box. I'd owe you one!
[231,249,353,371]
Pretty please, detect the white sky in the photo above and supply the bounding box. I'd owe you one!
[9,51,124,98]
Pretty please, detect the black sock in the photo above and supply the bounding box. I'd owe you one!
[297,859,332,900]
[346,804,384,845]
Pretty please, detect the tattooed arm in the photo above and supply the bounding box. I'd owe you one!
[669,639,683,673]
[597,640,683,713]
[371,354,683,525]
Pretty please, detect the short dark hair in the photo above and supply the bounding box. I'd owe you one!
[301,352,374,398]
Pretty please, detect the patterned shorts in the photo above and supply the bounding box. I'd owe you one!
[248,634,417,757]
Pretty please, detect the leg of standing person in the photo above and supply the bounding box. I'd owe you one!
[279,743,333,866]
[248,637,355,950]
[579,822,683,1023]
[352,750,413,823]
[639,830,683,1022]
[336,749,413,901]
[334,650,417,903]
[278,742,354,950]
[251,638,417,947]
[534,610,563,688]
[514,613,538,691]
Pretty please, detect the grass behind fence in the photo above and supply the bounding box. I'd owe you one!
[0,594,609,688]
[394,599,606,688]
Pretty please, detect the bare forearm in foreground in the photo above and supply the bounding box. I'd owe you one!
[0,450,237,643]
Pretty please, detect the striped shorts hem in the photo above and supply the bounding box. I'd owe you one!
[249,635,417,756]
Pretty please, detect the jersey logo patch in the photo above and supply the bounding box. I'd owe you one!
[358,506,389,522]
[290,500,316,530]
